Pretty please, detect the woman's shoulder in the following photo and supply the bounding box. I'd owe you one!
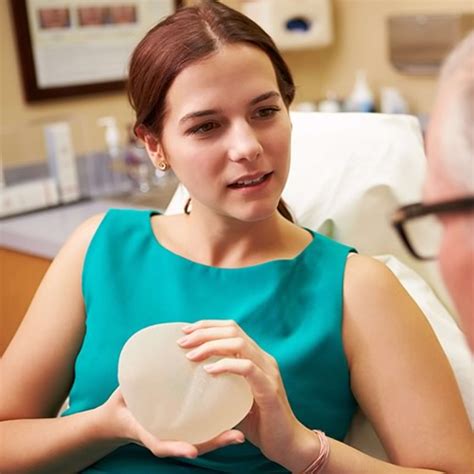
[72,208,151,247]
[34,213,103,283]
[80,212,107,232]
[69,208,154,256]
[68,212,107,249]
[342,254,419,366]
[342,254,420,353]
[344,254,398,297]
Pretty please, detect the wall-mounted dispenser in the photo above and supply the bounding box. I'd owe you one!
[242,0,333,50]
[388,14,474,75]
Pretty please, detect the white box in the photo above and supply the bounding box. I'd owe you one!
[0,178,59,218]
[44,122,80,203]
[243,0,333,50]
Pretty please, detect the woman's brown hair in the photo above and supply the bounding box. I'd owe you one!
[128,0,295,221]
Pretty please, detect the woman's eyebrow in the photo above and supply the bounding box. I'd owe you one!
[179,91,281,125]
[249,90,280,105]
[179,109,220,125]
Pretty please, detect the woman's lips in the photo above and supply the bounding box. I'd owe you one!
[228,172,273,189]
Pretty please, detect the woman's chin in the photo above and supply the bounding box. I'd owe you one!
[227,204,280,223]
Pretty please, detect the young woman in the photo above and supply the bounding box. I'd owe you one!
[1,2,472,473]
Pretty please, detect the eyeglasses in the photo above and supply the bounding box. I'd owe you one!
[391,196,474,260]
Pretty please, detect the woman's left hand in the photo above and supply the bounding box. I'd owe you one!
[177,319,314,468]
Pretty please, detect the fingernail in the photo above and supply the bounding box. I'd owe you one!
[233,437,245,444]
[177,336,188,345]
[182,325,194,332]
[186,349,198,359]
[203,363,216,372]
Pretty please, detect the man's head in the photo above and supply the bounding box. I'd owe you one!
[424,32,474,350]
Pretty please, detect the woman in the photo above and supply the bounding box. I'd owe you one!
[1,2,472,473]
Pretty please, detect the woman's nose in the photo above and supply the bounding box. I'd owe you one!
[227,122,263,162]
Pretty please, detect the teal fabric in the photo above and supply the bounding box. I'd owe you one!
[62,208,358,473]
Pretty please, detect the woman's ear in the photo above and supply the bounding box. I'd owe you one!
[136,125,167,168]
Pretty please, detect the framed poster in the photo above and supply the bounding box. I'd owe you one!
[9,0,183,102]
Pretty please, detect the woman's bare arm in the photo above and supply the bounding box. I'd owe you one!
[335,254,473,473]
[0,213,127,473]
[0,409,127,474]
[0,215,139,473]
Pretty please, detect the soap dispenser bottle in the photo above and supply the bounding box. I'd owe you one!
[97,116,124,194]
[345,70,375,112]
[98,116,121,159]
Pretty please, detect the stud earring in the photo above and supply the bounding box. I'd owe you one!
[157,161,169,171]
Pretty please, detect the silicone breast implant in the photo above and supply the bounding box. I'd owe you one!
[118,322,253,444]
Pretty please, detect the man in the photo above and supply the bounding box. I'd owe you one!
[425,32,474,351]
[394,33,474,350]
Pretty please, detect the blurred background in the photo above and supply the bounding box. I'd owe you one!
[2,1,473,170]
[0,0,473,352]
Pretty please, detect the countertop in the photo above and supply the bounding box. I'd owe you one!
[0,199,136,259]
[0,177,179,260]
[1,152,183,259]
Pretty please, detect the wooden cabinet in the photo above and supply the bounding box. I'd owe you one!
[0,248,51,355]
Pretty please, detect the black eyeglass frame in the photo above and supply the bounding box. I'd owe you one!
[391,196,474,260]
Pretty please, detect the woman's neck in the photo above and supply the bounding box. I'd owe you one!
[177,209,310,268]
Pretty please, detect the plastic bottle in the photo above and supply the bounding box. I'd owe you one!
[294,101,318,112]
[380,87,409,114]
[318,91,342,113]
[124,126,152,193]
[345,70,375,112]
[98,117,121,160]
[97,116,123,193]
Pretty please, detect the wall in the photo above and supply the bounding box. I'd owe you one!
[1,0,135,166]
[2,0,473,166]
[282,0,473,109]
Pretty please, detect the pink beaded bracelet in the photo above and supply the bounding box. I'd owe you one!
[301,430,330,474]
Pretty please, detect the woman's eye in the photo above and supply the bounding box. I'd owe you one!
[255,106,281,118]
[188,122,218,135]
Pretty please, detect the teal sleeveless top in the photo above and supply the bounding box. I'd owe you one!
[62,209,358,473]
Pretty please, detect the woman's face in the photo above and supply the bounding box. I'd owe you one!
[154,44,292,223]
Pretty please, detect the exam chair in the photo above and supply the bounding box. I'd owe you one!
[165,112,474,460]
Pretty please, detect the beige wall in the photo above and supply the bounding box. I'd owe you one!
[1,0,135,166]
[283,0,473,109]
[2,0,473,166]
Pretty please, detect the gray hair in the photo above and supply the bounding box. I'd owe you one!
[437,31,474,193]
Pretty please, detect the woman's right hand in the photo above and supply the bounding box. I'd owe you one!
[100,387,245,459]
